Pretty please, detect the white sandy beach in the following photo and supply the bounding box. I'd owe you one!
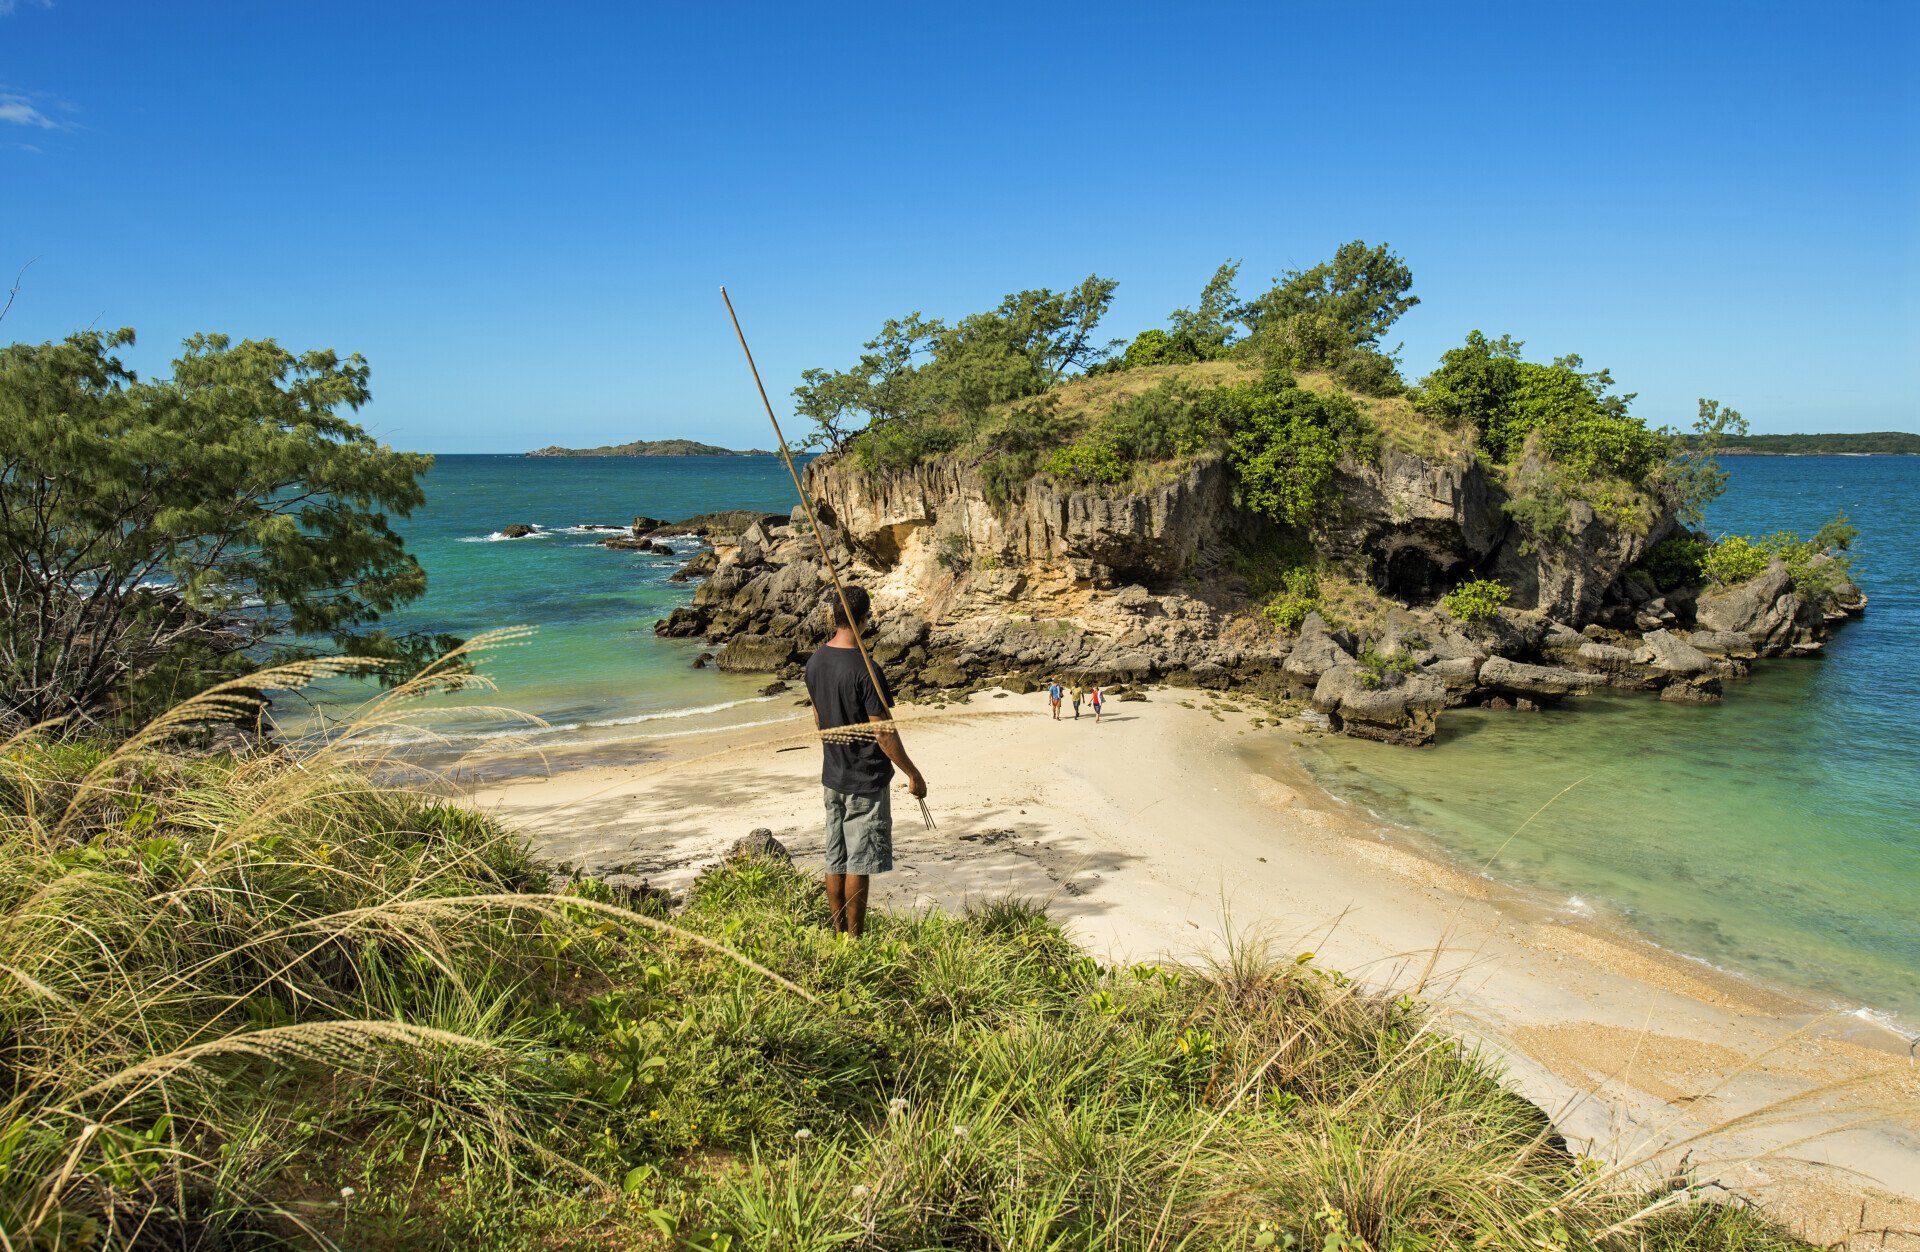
[469,688,1920,1245]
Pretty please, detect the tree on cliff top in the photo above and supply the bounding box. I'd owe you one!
[1115,260,1244,369]
[1242,240,1419,349]
[0,329,447,727]
[792,276,1118,454]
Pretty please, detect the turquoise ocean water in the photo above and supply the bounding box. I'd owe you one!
[1298,457,1919,1025]
[304,454,810,747]
[353,453,1916,1025]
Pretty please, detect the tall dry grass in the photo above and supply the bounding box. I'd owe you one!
[0,640,1856,1249]
[0,641,789,1248]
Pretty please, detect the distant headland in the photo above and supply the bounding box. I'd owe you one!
[1673,431,1920,455]
[525,438,773,457]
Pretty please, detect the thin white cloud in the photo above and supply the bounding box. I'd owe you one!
[0,1,55,15]
[0,93,63,129]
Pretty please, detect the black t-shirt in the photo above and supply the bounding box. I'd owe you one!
[804,644,894,794]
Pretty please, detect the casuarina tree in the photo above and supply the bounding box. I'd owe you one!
[0,328,447,728]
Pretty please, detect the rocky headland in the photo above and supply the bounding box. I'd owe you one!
[654,437,1864,746]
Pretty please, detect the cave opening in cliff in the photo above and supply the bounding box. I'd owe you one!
[1378,545,1452,603]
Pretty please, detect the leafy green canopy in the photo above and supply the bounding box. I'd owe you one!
[1417,331,1666,480]
[1106,242,1416,396]
[799,242,1421,464]
[1114,261,1245,369]
[792,278,1119,456]
[1040,366,1377,529]
[0,329,442,726]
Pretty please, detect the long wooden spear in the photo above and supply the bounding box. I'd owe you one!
[719,287,935,831]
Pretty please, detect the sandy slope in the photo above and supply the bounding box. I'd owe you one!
[468,689,1920,1246]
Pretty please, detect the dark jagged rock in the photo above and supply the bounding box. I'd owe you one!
[1692,562,1848,655]
[726,829,790,862]
[1478,657,1609,700]
[1282,613,1353,683]
[671,549,718,582]
[1684,629,1756,659]
[603,535,676,553]
[1313,664,1447,746]
[714,635,796,672]
[499,523,537,538]
[651,510,788,541]
[1637,628,1716,677]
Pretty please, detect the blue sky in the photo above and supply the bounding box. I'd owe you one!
[3,2,1915,452]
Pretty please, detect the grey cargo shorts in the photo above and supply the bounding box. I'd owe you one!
[823,786,893,875]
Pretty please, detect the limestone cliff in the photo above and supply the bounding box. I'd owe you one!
[656,443,1863,746]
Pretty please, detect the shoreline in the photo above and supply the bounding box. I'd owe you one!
[464,688,1920,1242]
[1277,736,1916,1044]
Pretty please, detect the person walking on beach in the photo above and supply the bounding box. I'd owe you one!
[1070,684,1083,720]
[1089,685,1104,722]
[1048,681,1064,720]
[804,585,927,940]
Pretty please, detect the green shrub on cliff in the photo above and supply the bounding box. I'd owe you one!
[1419,332,1665,481]
[1642,534,1712,589]
[1702,514,1857,594]
[1702,535,1772,586]
[1261,565,1322,631]
[1226,376,1375,527]
[1442,578,1511,624]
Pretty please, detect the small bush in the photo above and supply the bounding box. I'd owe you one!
[935,533,969,574]
[1702,535,1772,586]
[1641,535,1710,589]
[1262,565,1321,632]
[1442,578,1510,624]
[856,414,966,471]
[1357,644,1420,689]
[1227,382,1374,528]
[1702,519,1861,597]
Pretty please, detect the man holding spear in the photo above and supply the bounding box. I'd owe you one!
[804,584,927,939]
[718,286,935,939]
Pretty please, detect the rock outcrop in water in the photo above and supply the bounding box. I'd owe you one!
[656,445,1865,746]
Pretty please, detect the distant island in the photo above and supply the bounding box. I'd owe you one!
[1673,431,1920,455]
[525,438,773,457]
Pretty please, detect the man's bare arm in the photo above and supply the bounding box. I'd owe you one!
[870,716,927,797]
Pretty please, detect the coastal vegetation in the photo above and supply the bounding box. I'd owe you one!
[0,329,444,730]
[1441,579,1511,626]
[527,438,774,457]
[1671,431,1920,456]
[789,244,1728,554]
[0,677,1819,1250]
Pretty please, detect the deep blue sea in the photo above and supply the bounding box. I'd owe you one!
[342,453,1918,1025]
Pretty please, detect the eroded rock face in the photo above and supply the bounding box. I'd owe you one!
[807,453,1233,588]
[1313,664,1447,746]
[653,444,1863,742]
[1477,657,1609,699]
[1692,563,1835,654]
[1322,451,1504,599]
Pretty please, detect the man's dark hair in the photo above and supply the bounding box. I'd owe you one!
[830,585,872,629]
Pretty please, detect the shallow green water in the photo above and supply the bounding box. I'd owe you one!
[1298,457,1920,1024]
[294,454,811,747]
